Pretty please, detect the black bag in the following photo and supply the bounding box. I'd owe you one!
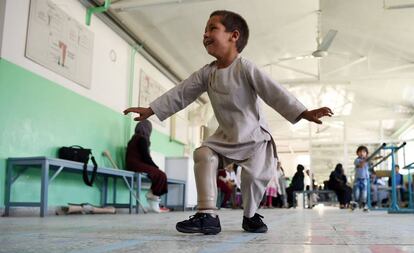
[58,145,98,187]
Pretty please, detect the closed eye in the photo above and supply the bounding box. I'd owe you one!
[206,26,217,32]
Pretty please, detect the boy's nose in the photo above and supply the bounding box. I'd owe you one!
[203,31,209,39]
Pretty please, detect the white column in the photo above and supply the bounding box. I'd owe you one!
[308,122,313,190]
[343,121,349,176]
[379,120,386,169]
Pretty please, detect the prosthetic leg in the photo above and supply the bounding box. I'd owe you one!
[194,147,219,212]
[175,147,221,234]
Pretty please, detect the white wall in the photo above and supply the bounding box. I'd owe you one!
[1,0,197,141]
[278,152,310,179]
[0,0,5,57]
[130,52,176,136]
[132,51,196,146]
[1,0,197,155]
[1,0,131,113]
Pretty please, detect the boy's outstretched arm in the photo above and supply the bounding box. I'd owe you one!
[298,107,333,124]
[123,107,154,121]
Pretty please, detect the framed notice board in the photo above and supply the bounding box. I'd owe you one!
[25,0,94,88]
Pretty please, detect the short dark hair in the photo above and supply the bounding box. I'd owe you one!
[356,145,368,154]
[210,10,249,53]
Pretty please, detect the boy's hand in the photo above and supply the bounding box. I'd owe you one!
[300,107,333,124]
[123,107,154,121]
[357,159,366,168]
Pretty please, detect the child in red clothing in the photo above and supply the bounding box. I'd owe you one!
[217,169,234,207]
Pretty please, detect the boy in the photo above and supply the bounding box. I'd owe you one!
[388,164,405,202]
[124,10,333,234]
[352,145,370,211]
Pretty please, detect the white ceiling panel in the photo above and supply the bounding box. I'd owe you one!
[91,0,414,178]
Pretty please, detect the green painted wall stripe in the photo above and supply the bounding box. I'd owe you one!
[0,58,184,207]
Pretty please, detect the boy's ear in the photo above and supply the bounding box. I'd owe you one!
[230,30,240,42]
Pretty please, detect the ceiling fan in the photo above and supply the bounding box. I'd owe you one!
[276,29,338,62]
[262,28,348,81]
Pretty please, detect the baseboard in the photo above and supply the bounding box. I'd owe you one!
[1,206,59,217]
[1,206,137,217]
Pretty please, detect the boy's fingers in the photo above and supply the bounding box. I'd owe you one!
[123,108,136,115]
[325,111,333,116]
[322,111,332,117]
[323,107,334,115]
[317,108,333,118]
[313,118,322,124]
[124,107,143,115]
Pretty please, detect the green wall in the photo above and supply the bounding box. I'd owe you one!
[0,59,184,208]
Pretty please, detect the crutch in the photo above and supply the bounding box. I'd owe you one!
[102,150,148,213]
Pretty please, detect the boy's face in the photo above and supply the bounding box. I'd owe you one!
[203,15,238,58]
[357,150,367,158]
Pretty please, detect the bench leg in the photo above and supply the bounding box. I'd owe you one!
[164,187,168,209]
[182,184,186,211]
[102,176,108,206]
[40,161,49,217]
[136,174,141,214]
[129,177,133,214]
[4,161,13,216]
[113,177,117,205]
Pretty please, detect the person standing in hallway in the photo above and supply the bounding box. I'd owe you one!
[352,145,370,211]
[124,10,333,234]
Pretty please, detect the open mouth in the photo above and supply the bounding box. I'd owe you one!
[204,40,214,47]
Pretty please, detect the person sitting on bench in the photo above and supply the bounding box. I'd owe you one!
[126,120,168,213]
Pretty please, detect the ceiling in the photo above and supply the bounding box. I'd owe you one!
[92,0,414,179]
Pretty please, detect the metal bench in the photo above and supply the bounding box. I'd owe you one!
[4,156,185,217]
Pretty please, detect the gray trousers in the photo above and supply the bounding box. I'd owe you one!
[194,141,276,217]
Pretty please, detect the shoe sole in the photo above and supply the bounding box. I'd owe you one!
[242,224,268,233]
[176,224,221,235]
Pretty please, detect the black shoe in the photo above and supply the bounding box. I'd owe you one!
[350,201,357,211]
[176,213,221,235]
[242,213,268,233]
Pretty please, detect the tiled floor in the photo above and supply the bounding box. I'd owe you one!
[1,206,414,253]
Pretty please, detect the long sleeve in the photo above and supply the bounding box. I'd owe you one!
[126,135,159,172]
[291,173,305,191]
[136,138,158,168]
[342,175,348,184]
[150,65,209,121]
[242,58,307,124]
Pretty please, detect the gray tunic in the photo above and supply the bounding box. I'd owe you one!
[150,56,307,160]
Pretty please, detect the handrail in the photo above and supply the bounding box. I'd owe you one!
[366,143,386,162]
[371,142,406,170]
[403,162,414,169]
